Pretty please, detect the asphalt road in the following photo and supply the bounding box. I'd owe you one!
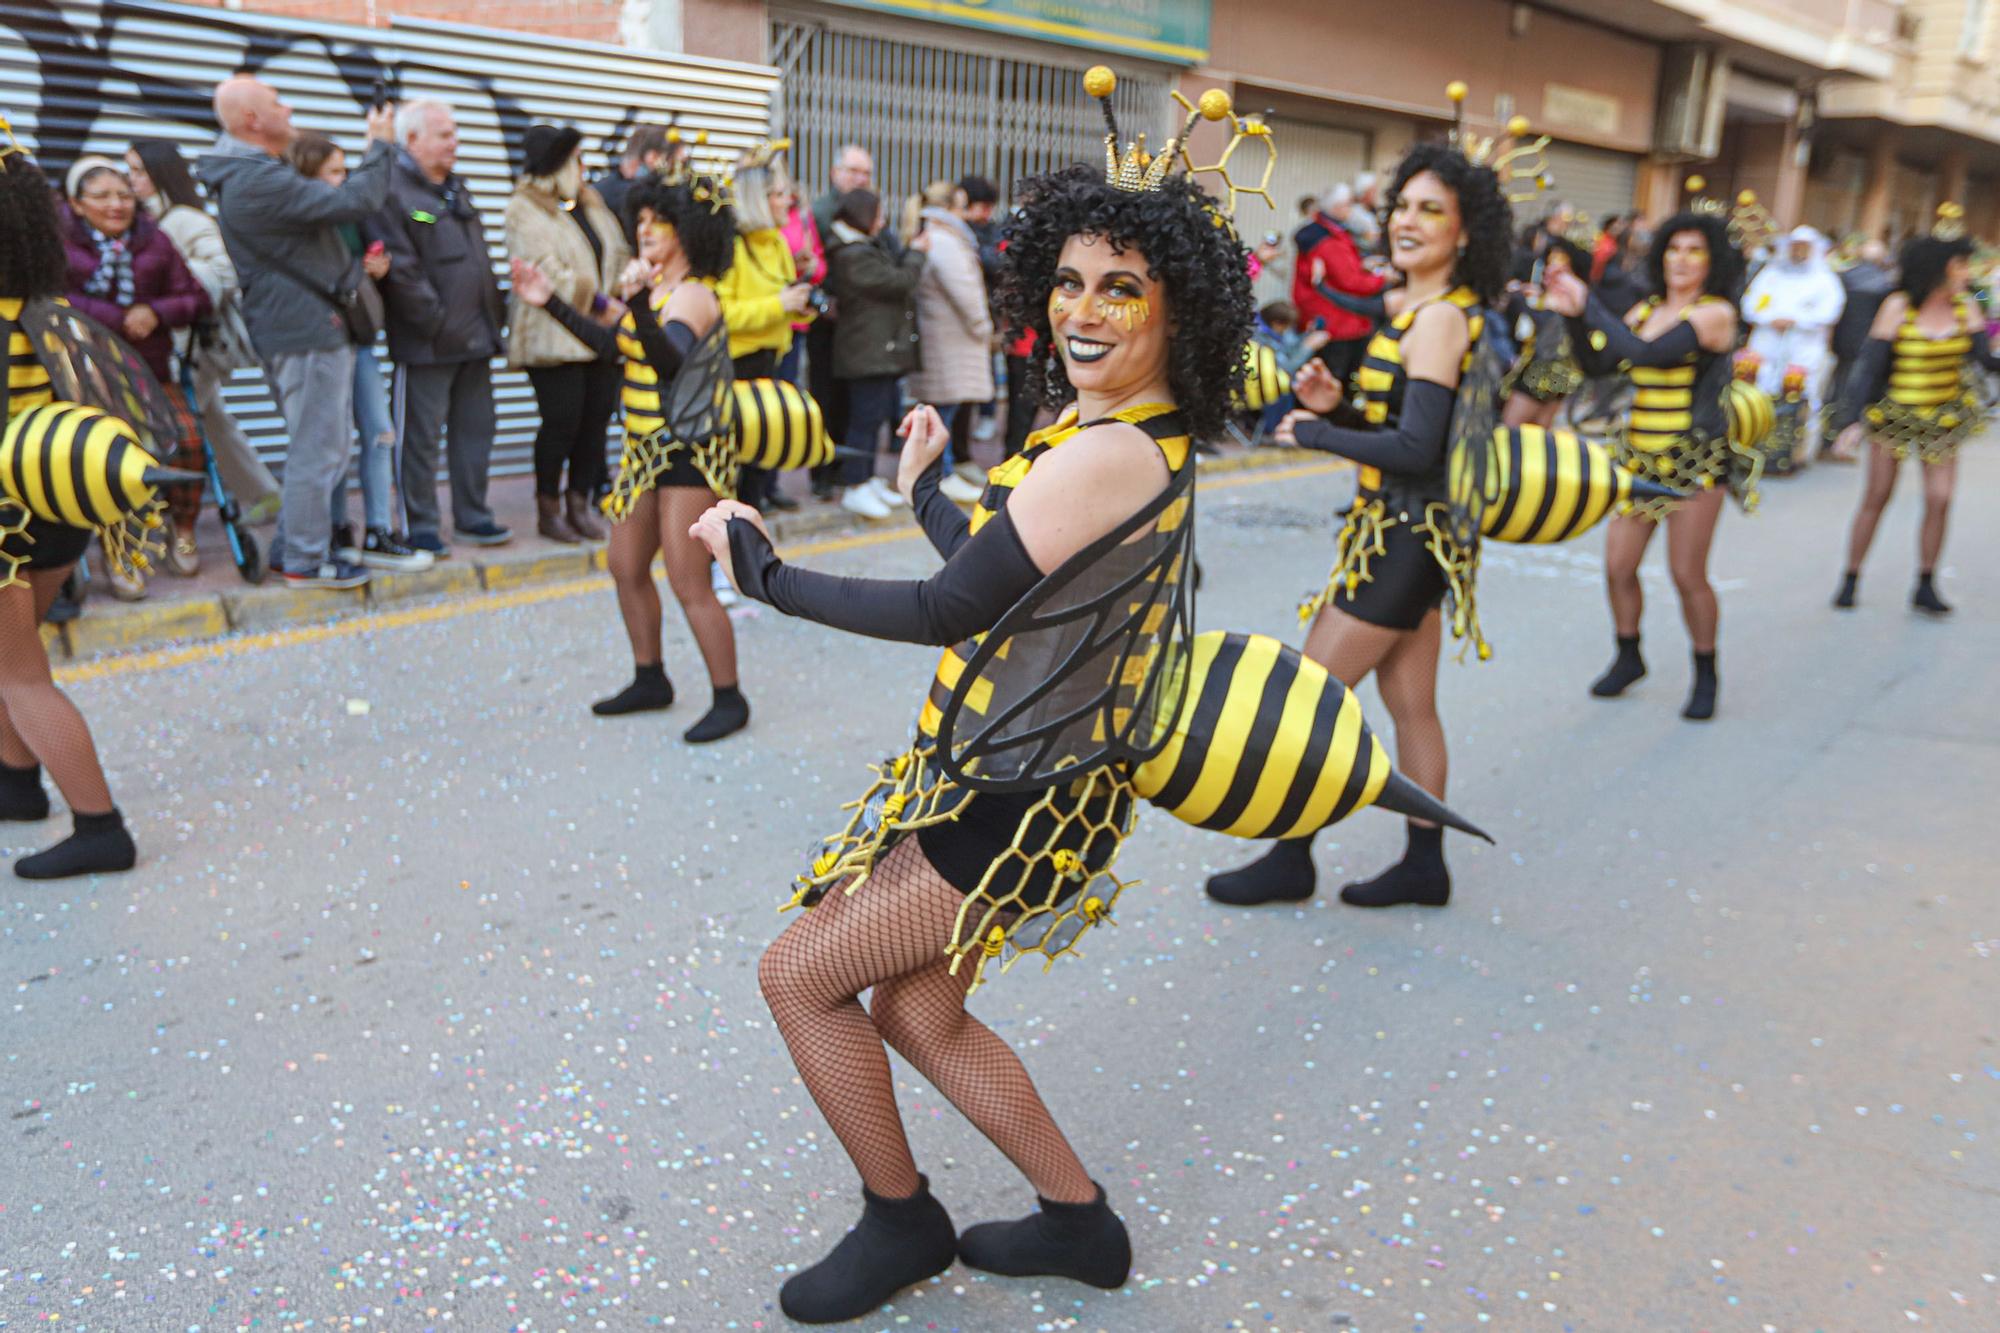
[3,452,1995,1333]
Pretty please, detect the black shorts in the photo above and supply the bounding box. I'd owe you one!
[0,516,90,574]
[655,446,732,495]
[1331,516,1447,630]
[917,782,1128,911]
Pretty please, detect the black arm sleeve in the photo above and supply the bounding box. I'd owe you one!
[1974,327,2000,374]
[1829,337,1892,433]
[541,294,619,357]
[625,294,696,381]
[1315,282,1388,325]
[1292,377,1454,474]
[728,504,1041,646]
[909,456,973,559]
[1565,292,1702,374]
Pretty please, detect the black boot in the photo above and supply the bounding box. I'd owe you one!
[1340,823,1449,908]
[778,1176,957,1324]
[591,664,673,717]
[15,809,135,880]
[682,685,749,744]
[1682,650,1718,721]
[1913,571,1952,616]
[1205,836,1316,906]
[1589,635,1646,697]
[1833,571,1859,609]
[957,1182,1132,1290]
[0,761,50,822]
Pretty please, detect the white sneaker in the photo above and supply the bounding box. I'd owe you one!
[841,484,893,520]
[710,559,739,607]
[940,472,984,504]
[971,415,999,443]
[867,476,908,509]
[953,461,986,485]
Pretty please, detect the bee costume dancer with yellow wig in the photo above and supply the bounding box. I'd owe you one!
[0,129,194,878]
[689,74,1484,1324]
[1828,208,1999,615]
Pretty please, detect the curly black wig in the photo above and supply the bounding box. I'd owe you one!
[625,178,736,282]
[1643,212,1744,305]
[0,155,68,300]
[1384,142,1514,306]
[995,165,1252,444]
[1898,233,1974,308]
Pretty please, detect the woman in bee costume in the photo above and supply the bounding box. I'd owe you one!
[689,76,1482,1324]
[1828,209,1998,615]
[1204,92,1516,914]
[1543,195,1750,721]
[0,132,187,878]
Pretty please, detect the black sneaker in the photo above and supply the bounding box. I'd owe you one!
[454,521,513,547]
[764,487,800,513]
[284,558,371,590]
[331,523,361,563]
[406,532,452,560]
[361,527,436,571]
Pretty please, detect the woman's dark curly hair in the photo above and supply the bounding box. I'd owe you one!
[1383,142,1514,306]
[995,165,1252,443]
[1643,212,1744,305]
[626,179,736,281]
[0,155,68,300]
[1898,234,1974,308]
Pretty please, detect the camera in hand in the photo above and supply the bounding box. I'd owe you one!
[805,286,833,316]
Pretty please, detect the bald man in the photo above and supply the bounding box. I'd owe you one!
[199,76,397,589]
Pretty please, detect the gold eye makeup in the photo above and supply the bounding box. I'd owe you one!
[1093,293,1153,332]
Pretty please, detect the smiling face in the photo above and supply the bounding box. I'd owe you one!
[1385,169,1462,279]
[1047,233,1172,399]
[72,168,136,237]
[1662,229,1712,294]
[637,208,682,269]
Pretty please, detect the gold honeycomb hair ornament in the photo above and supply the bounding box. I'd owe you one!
[1443,82,1550,204]
[1084,66,1274,212]
[1933,201,1967,241]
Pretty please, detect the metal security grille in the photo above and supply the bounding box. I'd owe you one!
[1532,140,1640,226]
[0,0,778,482]
[770,16,1168,212]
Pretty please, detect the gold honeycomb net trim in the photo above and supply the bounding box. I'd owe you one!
[0,499,31,590]
[1298,499,1393,625]
[602,429,735,519]
[1866,396,1984,464]
[1614,432,1763,519]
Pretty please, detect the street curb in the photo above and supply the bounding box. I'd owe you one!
[49,447,1315,666]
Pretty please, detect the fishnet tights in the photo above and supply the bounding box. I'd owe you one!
[758,836,1097,1204]
[0,568,112,813]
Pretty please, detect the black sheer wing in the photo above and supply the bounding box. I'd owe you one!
[1442,318,1512,551]
[19,298,180,454]
[935,462,1196,794]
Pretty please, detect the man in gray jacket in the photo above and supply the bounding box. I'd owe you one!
[371,100,510,554]
[200,75,394,589]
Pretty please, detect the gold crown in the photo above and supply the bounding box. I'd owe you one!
[1444,82,1549,203]
[0,114,26,169]
[1085,66,1272,211]
[1933,201,1967,241]
[1684,177,1773,250]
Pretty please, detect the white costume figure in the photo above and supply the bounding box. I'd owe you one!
[1744,225,1846,424]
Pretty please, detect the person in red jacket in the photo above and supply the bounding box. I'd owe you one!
[1291,183,1385,382]
[60,157,210,589]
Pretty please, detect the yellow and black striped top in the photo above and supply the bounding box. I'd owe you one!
[2,296,55,422]
[918,401,1191,752]
[1625,294,1728,452]
[617,281,726,441]
[1886,294,1978,409]
[1349,286,1483,497]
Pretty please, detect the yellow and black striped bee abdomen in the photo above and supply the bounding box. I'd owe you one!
[1132,631,1391,840]
[1724,380,1773,450]
[0,401,161,528]
[1235,342,1290,411]
[733,378,833,471]
[1467,425,1634,544]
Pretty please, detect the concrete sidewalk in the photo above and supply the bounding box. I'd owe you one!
[44,443,1311,663]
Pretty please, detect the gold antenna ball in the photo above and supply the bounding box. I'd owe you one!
[1506,115,1531,137]
[1737,189,1758,206]
[1446,80,1469,104]
[1685,174,1706,192]
[1941,201,1965,218]
[1084,66,1117,99]
[1198,88,1233,121]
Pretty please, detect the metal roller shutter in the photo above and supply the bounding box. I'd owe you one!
[0,0,778,483]
[1531,140,1639,226]
[1233,118,1368,306]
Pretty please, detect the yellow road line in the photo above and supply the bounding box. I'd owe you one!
[56,459,1340,685]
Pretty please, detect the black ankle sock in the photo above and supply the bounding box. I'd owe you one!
[591,663,673,716]
[1834,571,1858,609]
[15,808,135,880]
[779,1176,957,1324]
[1340,823,1450,907]
[957,1182,1132,1289]
[0,761,49,822]
[1205,835,1317,906]
[1913,572,1952,615]
[1682,650,1718,721]
[683,685,749,744]
[1590,635,1646,697]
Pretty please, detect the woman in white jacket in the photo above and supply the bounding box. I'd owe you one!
[905,188,994,503]
[126,141,280,526]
